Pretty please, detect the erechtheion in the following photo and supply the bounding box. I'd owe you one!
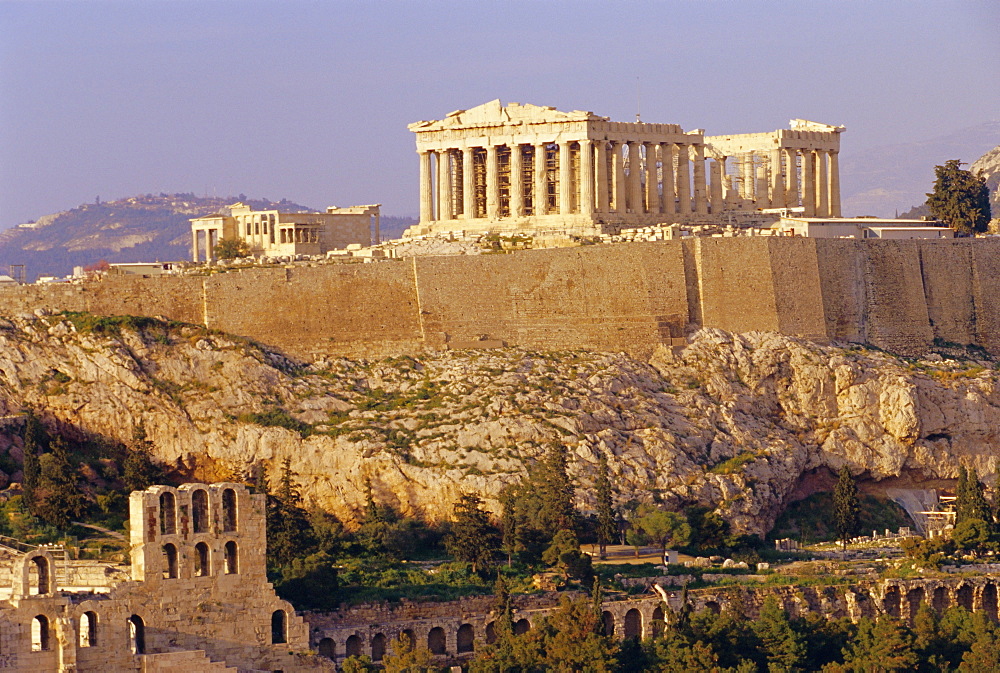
[406,99,844,236]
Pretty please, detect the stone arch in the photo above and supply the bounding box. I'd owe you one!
[31,614,49,651]
[192,488,209,533]
[195,541,211,577]
[704,600,721,615]
[371,633,386,662]
[932,586,948,614]
[401,629,416,649]
[457,623,474,653]
[983,583,998,622]
[624,609,642,640]
[345,634,361,657]
[162,543,178,579]
[883,586,901,618]
[957,584,974,611]
[601,611,615,636]
[222,488,238,532]
[513,619,530,635]
[159,492,176,535]
[79,611,98,647]
[485,622,497,644]
[16,551,56,598]
[128,615,145,654]
[428,626,446,655]
[650,606,665,639]
[318,637,335,659]
[853,590,875,620]
[907,586,925,621]
[224,541,238,574]
[271,610,287,644]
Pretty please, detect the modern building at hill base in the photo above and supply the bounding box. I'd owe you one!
[0,482,331,671]
[777,217,954,239]
[406,99,844,236]
[190,202,381,262]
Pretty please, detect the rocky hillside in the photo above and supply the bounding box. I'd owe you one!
[0,193,416,281]
[971,145,1000,219]
[0,315,998,536]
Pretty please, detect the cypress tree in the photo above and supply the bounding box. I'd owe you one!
[540,443,575,537]
[123,424,160,492]
[20,410,43,512]
[445,493,499,574]
[833,465,860,553]
[956,465,970,523]
[966,468,992,523]
[594,452,616,560]
[35,435,85,529]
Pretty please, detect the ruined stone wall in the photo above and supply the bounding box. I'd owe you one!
[3,239,1000,359]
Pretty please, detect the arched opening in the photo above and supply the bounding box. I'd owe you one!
[704,601,721,615]
[128,615,145,655]
[401,629,415,650]
[192,489,209,533]
[883,587,901,618]
[371,633,386,662]
[933,586,948,614]
[31,615,49,651]
[224,541,238,574]
[601,611,614,636]
[651,606,665,639]
[907,587,925,622]
[30,556,50,595]
[428,626,446,655]
[984,583,999,622]
[317,637,335,659]
[222,488,238,532]
[958,584,974,611]
[345,634,361,657]
[80,611,98,647]
[513,619,530,636]
[162,543,178,579]
[159,492,176,535]
[624,609,642,640]
[485,622,497,644]
[195,542,210,577]
[457,623,474,653]
[271,610,287,644]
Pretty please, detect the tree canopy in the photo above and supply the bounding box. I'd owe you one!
[926,159,992,235]
[833,465,860,552]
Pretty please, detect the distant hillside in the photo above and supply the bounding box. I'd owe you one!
[0,193,416,281]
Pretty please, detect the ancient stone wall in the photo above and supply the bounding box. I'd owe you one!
[4,239,1000,359]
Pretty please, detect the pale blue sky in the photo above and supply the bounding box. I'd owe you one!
[1,0,998,223]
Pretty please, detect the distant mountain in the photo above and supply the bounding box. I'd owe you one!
[841,121,1000,217]
[0,193,416,282]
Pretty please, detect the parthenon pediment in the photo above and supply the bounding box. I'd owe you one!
[408,99,607,131]
[790,119,846,133]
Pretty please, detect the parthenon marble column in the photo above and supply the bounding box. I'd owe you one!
[534,144,548,216]
[626,142,642,213]
[510,144,524,217]
[661,143,675,215]
[676,145,691,215]
[709,159,723,214]
[580,140,595,215]
[559,142,573,215]
[438,150,453,221]
[595,141,609,213]
[645,144,659,214]
[462,148,474,219]
[769,149,785,209]
[801,150,816,217]
[817,150,829,217]
[693,145,708,215]
[419,150,433,222]
[784,148,799,208]
[829,151,841,217]
[486,145,499,219]
[613,143,626,213]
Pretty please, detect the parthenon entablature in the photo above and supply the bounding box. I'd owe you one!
[407,100,844,238]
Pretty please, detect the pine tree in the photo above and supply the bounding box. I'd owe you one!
[594,453,616,560]
[833,465,860,553]
[20,410,43,512]
[122,424,160,492]
[926,159,992,235]
[34,435,86,529]
[267,459,316,568]
[444,493,499,573]
[752,596,807,672]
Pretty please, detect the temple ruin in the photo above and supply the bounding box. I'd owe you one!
[406,99,844,236]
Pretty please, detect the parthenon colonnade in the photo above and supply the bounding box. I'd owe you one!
[407,100,844,237]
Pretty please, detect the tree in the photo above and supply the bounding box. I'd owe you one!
[839,616,918,673]
[957,466,992,525]
[542,529,593,581]
[634,505,691,555]
[499,488,517,566]
[594,453,616,560]
[267,458,316,568]
[122,424,161,491]
[833,465,860,553]
[34,435,86,529]
[381,634,440,673]
[214,237,251,260]
[926,159,991,235]
[20,410,43,512]
[752,596,807,672]
[444,493,499,574]
[539,443,575,536]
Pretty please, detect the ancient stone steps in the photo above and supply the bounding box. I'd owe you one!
[140,649,238,672]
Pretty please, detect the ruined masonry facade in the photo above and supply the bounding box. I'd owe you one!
[0,483,331,672]
[407,100,843,236]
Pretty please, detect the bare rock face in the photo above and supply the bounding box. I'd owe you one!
[1,316,998,535]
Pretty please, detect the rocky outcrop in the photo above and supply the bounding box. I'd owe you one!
[1,315,998,535]
[971,144,1000,228]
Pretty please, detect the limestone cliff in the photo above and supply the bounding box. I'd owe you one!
[1,314,997,535]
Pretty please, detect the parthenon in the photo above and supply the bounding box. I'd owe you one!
[406,100,844,236]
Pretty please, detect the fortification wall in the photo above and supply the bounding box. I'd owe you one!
[3,239,1000,359]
